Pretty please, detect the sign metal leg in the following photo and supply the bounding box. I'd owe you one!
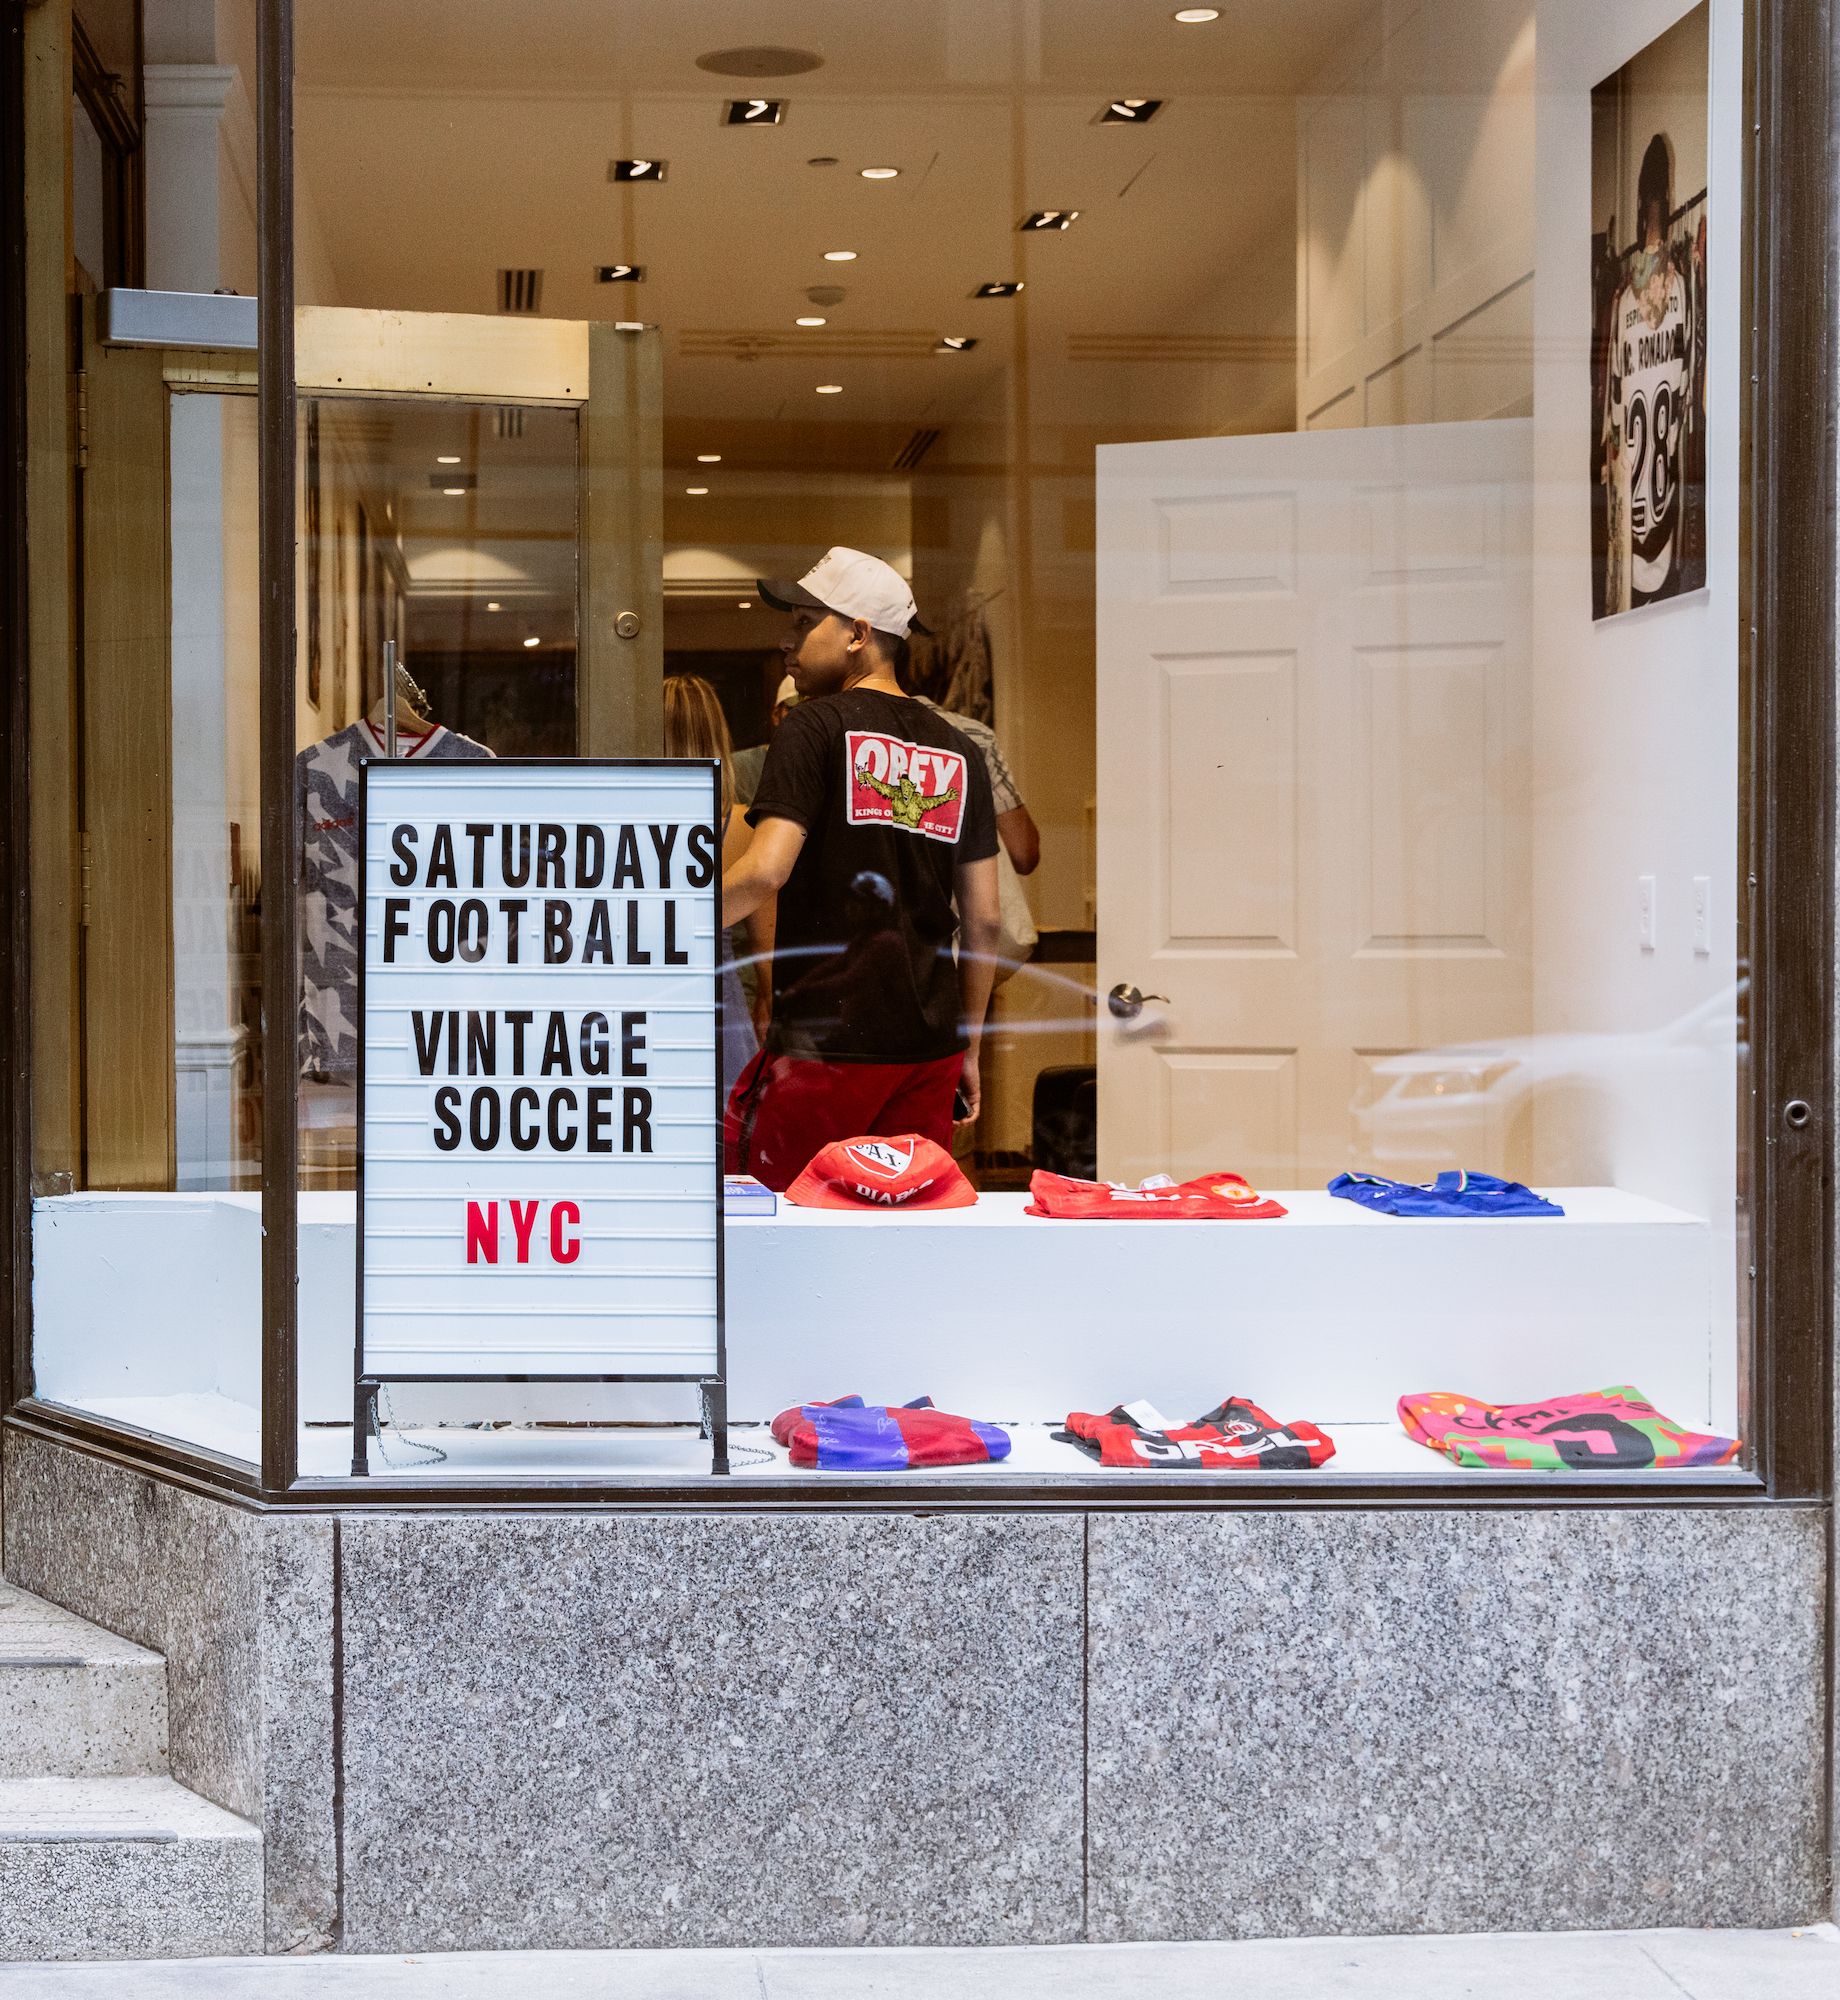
[352,1379,376,1477]
[701,1380,730,1475]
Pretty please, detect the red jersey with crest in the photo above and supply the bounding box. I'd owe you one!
[749,688,997,1063]
[1026,1170,1287,1219]
[1058,1398,1335,1470]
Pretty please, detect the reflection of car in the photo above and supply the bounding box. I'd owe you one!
[1355,985,1745,1170]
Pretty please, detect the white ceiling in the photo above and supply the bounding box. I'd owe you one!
[293,0,1356,465]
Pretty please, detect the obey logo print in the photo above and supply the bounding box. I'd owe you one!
[845,1138,913,1180]
[846,731,967,843]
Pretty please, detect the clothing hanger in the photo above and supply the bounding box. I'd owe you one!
[367,650,433,749]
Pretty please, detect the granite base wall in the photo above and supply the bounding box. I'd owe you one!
[1,1428,1828,1950]
[0,1429,337,1952]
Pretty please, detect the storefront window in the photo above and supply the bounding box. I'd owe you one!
[18,0,1756,1490]
[26,0,264,1467]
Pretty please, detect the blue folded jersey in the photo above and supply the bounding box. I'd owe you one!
[771,1395,1012,1471]
[1328,1170,1563,1218]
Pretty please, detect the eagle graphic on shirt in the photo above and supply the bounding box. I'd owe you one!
[854,759,959,830]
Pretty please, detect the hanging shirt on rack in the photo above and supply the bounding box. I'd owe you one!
[295,716,493,1082]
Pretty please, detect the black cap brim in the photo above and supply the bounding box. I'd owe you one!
[757,577,828,614]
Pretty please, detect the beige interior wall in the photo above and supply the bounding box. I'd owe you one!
[1297,0,1536,429]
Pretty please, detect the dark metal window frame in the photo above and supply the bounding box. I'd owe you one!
[0,0,1831,1512]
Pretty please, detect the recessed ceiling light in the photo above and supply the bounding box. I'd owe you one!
[697,453,722,462]
[609,158,668,182]
[807,155,839,167]
[1173,6,1220,19]
[1098,98,1164,124]
[737,600,751,609]
[724,98,784,125]
[522,636,540,648]
[686,486,709,495]
[486,601,502,611]
[595,263,644,283]
[795,315,827,327]
[442,486,467,496]
[973,281,1024,298]
[436,454,462,465]
[1021,210,1080,231]
[696,46,823,78]
[860,166,899,180]
[823,249,857,262]
[816,383,843,394]
[935,336,978,353]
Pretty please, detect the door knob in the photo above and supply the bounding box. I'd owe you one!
[1108,982,1169,1021]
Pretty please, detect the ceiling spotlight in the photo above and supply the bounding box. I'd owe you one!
[522,636,541,648]
[1172,6,1220,19]
[686,486,709,495]
[486,601,502,612]
[436,454,462,465]
[696,46,823,78]
[725,98,784,125]
[935,336,978,353]
[816,383,843,394]
[823,249,857,262]
[1098,98,1164,124]
[441,486,467,496]
[608,158,668,182]
[973,280,1024,298]
[595,263,644,283]
[737,600,751,609]
[860,166,899,180]
[1021,210,1080,231]
[696,453,722,462]
[795,315,828,326]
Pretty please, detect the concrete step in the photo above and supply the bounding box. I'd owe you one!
[0,1582,169,1777]
[0,1776,264,1960]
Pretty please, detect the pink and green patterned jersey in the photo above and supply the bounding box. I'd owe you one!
[1398,1385,1740,1472]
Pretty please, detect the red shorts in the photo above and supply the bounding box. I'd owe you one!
[725,1049,965,1192]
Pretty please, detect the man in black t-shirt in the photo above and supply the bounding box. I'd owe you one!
[721,548,1003,1191]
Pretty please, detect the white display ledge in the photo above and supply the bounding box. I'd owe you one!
[30,1187,1726,1452]
[54,1405,1750,1487]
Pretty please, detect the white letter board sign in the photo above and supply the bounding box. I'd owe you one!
[354,759,726,1473]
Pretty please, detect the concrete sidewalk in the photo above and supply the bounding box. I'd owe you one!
[1,1926,1836,1999]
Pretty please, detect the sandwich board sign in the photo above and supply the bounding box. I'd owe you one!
[354,759,727,1472]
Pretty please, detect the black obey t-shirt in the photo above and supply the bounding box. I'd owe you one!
[748,687,998,1062]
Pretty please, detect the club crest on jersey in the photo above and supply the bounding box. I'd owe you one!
[845,1138,912,1180]
[846,731,966,843]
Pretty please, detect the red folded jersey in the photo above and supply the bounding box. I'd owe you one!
[1057,1398,1335,1470]
[771,1395,1011,1471]
[1026,1170,1287,1219]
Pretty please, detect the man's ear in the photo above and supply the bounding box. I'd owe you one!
[848,617,873,654]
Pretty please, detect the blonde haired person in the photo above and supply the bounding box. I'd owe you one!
[664,674,773,1096]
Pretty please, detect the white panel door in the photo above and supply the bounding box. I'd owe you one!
[1095,419,1532,1188]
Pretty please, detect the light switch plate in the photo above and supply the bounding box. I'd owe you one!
[1638,874,1657,952]
[1692,876,1712,956]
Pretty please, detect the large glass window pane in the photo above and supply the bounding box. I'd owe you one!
[288,0,1747,1484]
[28,0,265,1467]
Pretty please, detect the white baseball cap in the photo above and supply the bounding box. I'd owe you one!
[773,674,799,707]
[758,546,930,638]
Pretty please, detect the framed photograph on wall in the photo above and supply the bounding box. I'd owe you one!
[1590,4,1709,621]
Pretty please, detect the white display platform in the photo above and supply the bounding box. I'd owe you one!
[30,1187,1726,1454]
